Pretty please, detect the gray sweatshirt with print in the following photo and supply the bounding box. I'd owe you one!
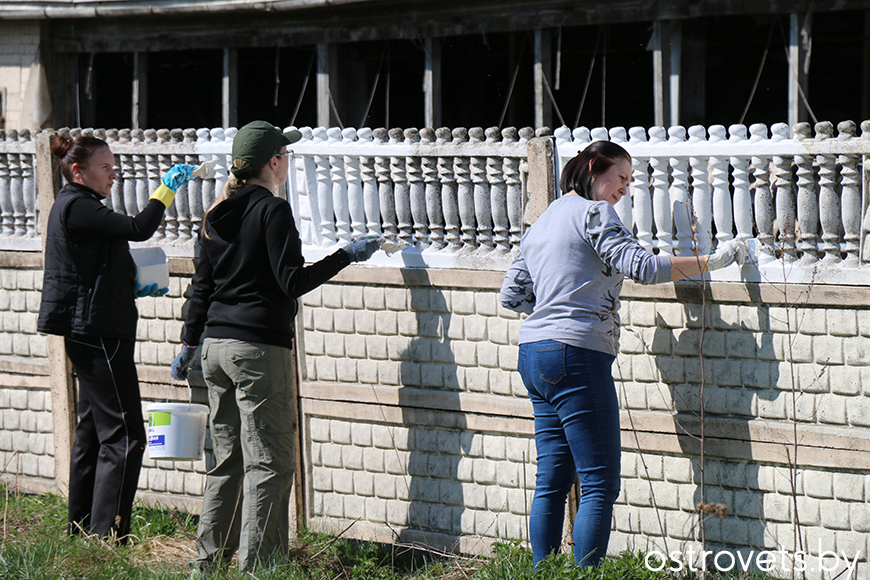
[500,195,671,357]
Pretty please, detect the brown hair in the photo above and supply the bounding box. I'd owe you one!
[559,140,631,200]
[202,160,271,239]
[50,134,110,183]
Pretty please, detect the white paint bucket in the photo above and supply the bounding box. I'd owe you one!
[146,402,209,461]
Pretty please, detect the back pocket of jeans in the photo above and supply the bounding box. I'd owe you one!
[536,343,566,385]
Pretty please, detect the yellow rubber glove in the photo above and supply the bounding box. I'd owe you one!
[149,164,196,209]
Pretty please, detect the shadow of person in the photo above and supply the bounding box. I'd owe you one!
[393,267,470,553]
[623,280,783,570]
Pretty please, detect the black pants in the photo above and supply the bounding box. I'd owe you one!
[65,335,145,541]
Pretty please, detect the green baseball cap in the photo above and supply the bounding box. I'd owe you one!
[230,121,302,177]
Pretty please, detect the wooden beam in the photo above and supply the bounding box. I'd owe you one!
[132,52,147,130]
[316,44,331,127]
[533,29,552,129]
[423,38,442,128]
[788,12,811,127]
[36,131,75,496]
[222,48,238,128]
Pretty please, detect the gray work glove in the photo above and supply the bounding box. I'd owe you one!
[171,344,198,381]
[705,239,749,271]
[343,236,381,263]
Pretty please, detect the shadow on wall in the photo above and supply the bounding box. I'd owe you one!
[646,283,778,566]
[620,285,782,568]
[396,268,471,552]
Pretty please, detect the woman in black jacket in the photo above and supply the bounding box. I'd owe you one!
[171,121,379,573]
[38,134,192,542]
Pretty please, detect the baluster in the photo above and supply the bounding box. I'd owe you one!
[145,129,164,240]
[438,128,460,251]
[421,128,444,249]
[794,123,820,262]
[313,127,336,245]
[485,127,509,253]
[502,127,523,252]
[343,128,366,239]
[708,125,733,247]
[609,127,633,229]
[591,127,609,142]
[687,125,713,255]
[375,128,398,242]
[298,128,321,245]
[453,128,475,251]
[331,128,353,242]
[327,127,351,243]
[19,130,35,238]
[211,127,229,211]
[173,128,195,243]
[729,124,752,244]
[156,129,176,241]
[132,129,148,214]
[104,129,123,213]
[191,128,210,238]
[771,123,797,260]
[0,130,10,236]
[629,127,654,251]
[390,128,414,244]
[470,127,493,251]
[648,127,673,256]
[357,127,381,237]
[813,122,840,263]
[570,127,592,185]
[405,128,429,247]
[838,121,860,266]
[8,130,24,236]
[749,124,774,254]
[667,126,692,255]
[119,129,136,220]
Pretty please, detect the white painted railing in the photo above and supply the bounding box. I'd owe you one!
[2,122,870,282]
[0,130,39,251]
[555,121,870,284]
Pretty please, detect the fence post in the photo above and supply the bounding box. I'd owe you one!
[524,136,556,226]
[35,130,75,495]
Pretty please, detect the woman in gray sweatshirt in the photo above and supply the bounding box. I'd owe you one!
[500,141,745,568]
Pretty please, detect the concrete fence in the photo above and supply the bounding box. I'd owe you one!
[1,123,870,578]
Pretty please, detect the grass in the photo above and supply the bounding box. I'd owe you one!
[0,486,773,579]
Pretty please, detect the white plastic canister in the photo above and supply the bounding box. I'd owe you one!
[146,402,209,461]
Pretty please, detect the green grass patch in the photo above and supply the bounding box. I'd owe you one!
[0,485,775,579]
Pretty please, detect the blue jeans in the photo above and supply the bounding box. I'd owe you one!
[518,340,621,568]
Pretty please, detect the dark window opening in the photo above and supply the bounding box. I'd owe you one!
[147,49,222,130]
[77,52,133,130]
[237,46,317,129]
[442,32,534,129]
[549,23,654,130]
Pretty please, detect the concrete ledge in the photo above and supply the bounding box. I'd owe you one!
[0,358,49,376]
[0,474,59,496]
[0,251,42,269]
[307,516,502,557]
[0,372,50,389]
[301,383,870,471]
[327,265,870,308]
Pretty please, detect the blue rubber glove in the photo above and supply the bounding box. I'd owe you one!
[162,164,196,192]
[171,344,198,381]
[343,236,381,263]
[133,283,168,297]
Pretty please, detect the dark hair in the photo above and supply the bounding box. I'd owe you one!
[50,134,110,183]
[559,140,631,200]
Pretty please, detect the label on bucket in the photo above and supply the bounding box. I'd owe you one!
[149,434,165,447]
[149,412,171,427]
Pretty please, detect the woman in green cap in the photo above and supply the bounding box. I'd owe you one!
[171,121,379,573]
